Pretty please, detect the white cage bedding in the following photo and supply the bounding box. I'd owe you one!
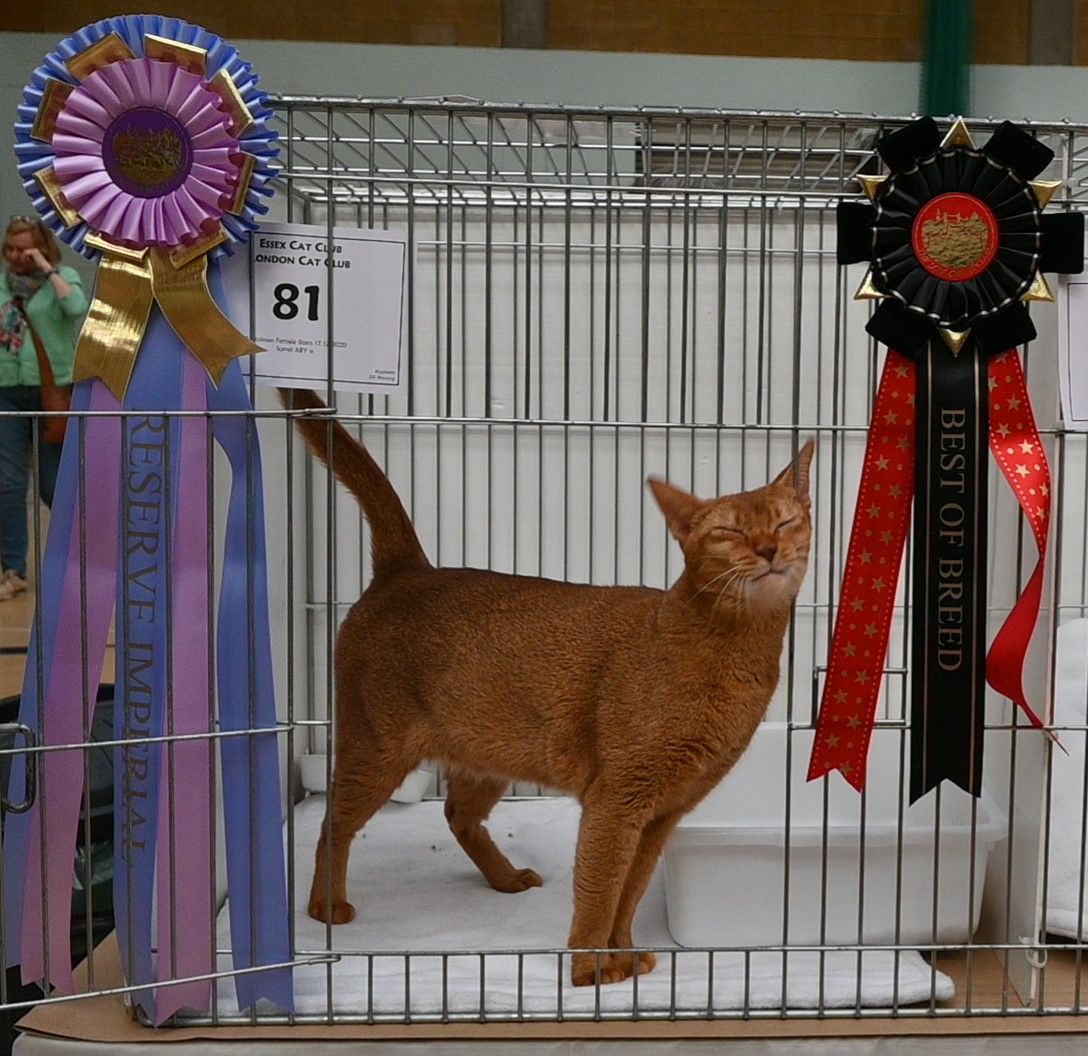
[214,796,954,1017]
[1046,618,1088,942]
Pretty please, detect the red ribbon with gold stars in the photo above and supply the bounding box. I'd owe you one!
[985,351,1051,722]
[808,347,1051,791]
[808,351,916,789]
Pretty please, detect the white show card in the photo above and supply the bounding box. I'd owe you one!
[220,221,409,395]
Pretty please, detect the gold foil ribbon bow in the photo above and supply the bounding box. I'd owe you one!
[74,233,260,400]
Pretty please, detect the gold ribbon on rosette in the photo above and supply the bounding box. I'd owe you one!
[73,229,261,399]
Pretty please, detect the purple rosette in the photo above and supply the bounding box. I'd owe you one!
[6,14,292,1025]
[53,58,240,245]
[14,12,278,260]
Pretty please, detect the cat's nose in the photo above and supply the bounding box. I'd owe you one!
[755,542,777,563]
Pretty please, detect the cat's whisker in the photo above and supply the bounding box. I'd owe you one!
[692,566,739,599]
[702,566,754,616]
[704,565,752,602]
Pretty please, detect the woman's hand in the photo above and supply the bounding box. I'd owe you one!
[20,246,51,273]
[21,247,74,301]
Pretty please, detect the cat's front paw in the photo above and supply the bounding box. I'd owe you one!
[609,950,657,980]
[490,867,543,893]
[571,950,657,986]
[570,953,602,988]
[308,897,356,924]
[570,952,635,987]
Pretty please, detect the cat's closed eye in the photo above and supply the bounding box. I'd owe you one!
[709,525,743,538]
[775,517,800,534]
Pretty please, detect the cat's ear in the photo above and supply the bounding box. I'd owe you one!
[648,478,704,545]
[772,440,815,503]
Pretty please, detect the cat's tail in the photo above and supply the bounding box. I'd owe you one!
[278,389,430,574]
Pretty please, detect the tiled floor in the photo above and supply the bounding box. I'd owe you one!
[0,578,116,701]
[0,585,35,699]
[0,514,115,700]
[0,554,40,701]
[0,508,45,700]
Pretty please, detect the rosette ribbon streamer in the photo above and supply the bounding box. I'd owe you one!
[807,117,1084,801]
[4,15,293,1022]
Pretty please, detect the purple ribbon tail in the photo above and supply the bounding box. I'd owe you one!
[114,307,185,1021]
[153,350,213,1023]
[7,381,120,991]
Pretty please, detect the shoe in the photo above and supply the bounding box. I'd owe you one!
[0,570,27,601]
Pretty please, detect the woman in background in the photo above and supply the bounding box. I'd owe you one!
[0,217,87,600]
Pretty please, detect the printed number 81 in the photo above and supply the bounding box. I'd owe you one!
[273,283,320,321]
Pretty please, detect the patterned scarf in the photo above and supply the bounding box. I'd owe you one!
[1,268,47,357]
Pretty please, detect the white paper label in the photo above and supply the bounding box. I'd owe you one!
[1059,275,1088,431]
[221,222,408,394]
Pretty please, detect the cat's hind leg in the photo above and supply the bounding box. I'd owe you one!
[308,743,414,924]
[444,767,542,893]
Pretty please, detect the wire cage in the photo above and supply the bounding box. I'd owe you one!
[6,101,1088,1034]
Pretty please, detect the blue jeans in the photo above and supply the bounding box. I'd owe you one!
[0,386,62,578]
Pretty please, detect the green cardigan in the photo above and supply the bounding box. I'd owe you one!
[0,266,88,387]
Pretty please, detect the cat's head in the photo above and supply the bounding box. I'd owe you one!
[648,441,814,614]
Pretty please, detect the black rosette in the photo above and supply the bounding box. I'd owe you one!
[829,116,1084,802]
[874,153,1038,331]
[838,116,1083,356]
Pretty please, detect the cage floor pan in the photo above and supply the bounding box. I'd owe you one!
[215,796,953,1017]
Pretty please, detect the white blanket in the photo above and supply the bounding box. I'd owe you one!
[215,795,953,1016]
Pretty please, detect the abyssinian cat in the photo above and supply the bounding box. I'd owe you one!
[284,389,813,986]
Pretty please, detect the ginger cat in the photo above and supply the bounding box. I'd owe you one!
[284,389,813,987]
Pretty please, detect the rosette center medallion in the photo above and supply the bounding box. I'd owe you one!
[103,106,192,198]
[912,192,998,282]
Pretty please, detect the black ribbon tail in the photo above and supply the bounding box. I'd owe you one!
[1040,212,1086,275]
[910,336,988,801]
[837,201,877,265]
[866,301,933,358]
[877,116,941,173]
[982,121,1054,181]
[973,301,1037,356]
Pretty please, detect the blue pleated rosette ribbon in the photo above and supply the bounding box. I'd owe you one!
[6,14,293,1022]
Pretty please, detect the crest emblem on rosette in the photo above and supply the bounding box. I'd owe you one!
[838,116,1084,356]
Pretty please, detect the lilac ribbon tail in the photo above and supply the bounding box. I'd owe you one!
[9,381,120,991]
[153,350,213,1023]
[1,387,83,976]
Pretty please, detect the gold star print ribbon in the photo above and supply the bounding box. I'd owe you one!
[985,351,1053,732]
[807,350,917,790]
[73,232,260,399]
[808,347,1055,792]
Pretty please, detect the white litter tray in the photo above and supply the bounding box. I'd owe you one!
[665,725,1005,948]
[213,795,953,1016]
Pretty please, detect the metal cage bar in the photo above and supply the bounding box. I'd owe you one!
[2,103,1087,1029]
